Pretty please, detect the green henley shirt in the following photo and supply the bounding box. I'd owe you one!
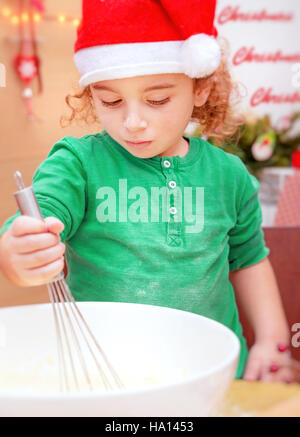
[0,130,270,378]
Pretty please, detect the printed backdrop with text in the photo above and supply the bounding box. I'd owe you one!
[216,0,300,126]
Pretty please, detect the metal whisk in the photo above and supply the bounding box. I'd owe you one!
[13,171,124,392]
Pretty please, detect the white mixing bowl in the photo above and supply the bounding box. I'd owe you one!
[0,302,240,417]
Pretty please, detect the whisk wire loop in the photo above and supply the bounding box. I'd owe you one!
[14,170,124,393]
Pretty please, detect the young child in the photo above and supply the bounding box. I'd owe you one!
[0,0,298,383]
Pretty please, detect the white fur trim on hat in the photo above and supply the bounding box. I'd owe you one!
[74,36,221,87]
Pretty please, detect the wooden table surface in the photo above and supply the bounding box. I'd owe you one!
[217,380,300,417]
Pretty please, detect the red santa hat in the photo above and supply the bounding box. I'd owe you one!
[74,0,221,88]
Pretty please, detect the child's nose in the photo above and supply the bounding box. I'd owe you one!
[124,112,147,130]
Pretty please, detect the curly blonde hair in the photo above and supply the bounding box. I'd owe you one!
[60,38,245,146]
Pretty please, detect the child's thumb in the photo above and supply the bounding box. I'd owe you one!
[44,217,65,235]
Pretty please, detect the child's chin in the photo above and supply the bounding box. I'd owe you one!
[128,148,158,159]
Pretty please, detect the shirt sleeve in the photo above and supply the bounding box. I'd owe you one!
[228,159,270,271]
[0,138,87,243]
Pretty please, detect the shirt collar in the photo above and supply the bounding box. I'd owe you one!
[100,130,203,169]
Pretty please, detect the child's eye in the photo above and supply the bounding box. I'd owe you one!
[101,98,170,107]
[148,98,170,106]
[101,99,122,107]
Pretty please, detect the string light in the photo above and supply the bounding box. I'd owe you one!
[72,18,80,27]
[11,15,19,25]
[21,12,29,22]
[0,5,80,26]
[2,7,11,17]
[33,13,41,23]
[57,14,65,23]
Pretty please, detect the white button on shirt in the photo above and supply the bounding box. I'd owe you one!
[169,181,176,189]
[169,206,177,215]
[163,160,171,168]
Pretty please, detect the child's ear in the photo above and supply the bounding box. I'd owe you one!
[194,85,211,108]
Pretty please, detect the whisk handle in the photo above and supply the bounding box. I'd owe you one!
[13,171,65,282]
[14,186,44,220]
[13,170,44,220]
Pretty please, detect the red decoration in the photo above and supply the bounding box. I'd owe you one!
[291,150,300,168]
[269,363,280,373]
[12,0,43,121]
[30,0,44,13]
[277,343,290,353]
[13,54,39,85]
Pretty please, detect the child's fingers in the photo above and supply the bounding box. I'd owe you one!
[283,358,300,383]
[258,352,297,383]
[259,368,277,382]
[10,216,64,238]
[10,215,48,237]
[44,217,65,235]
[12,233,60,254]
[14,242,65,269]
[243,358,261,381]
[21,257,65,286]
[260,365,295,383]
[9,216,64,254]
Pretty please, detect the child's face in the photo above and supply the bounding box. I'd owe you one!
[89,73,209,158]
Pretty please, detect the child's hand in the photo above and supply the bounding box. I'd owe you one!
[0,215,66,287]
[243,340,300,383]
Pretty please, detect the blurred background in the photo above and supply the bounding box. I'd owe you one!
[0,0,99,306]
[0,0,300,309]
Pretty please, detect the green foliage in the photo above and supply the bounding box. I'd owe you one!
[192,113,300,179]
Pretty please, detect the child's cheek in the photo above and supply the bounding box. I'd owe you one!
[161,110,186,132]
[95,107,119,126]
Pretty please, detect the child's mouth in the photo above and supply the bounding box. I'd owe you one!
[126,141,152,149]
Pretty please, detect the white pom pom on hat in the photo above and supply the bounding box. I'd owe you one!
[74,0,221,86]
[180,34,221,78]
